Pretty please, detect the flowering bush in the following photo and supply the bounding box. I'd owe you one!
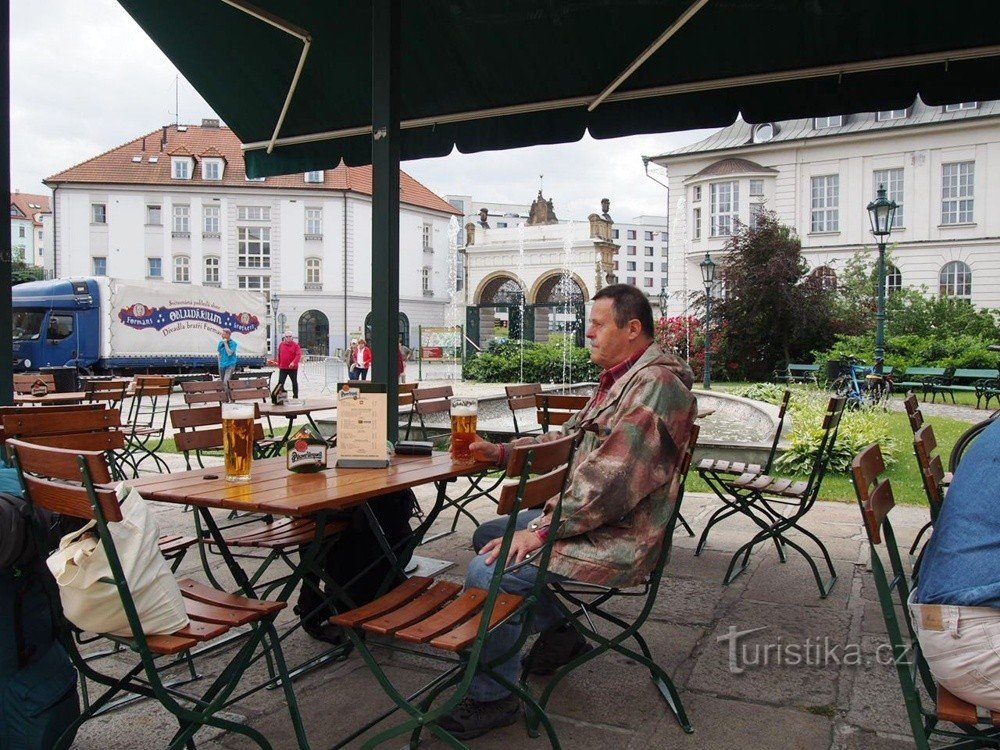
[655,315,732,381]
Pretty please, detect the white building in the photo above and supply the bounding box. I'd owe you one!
[648,98,1000,317]
[9,190,51,268]
[610,215,669,301]
[45,121,461,355]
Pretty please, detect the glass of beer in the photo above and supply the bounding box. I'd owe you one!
[221,403,255,482]
[450,397,478,462]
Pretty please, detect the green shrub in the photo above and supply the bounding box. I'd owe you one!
[773,391,895,475]
[463,338,600,383]
[734,382,788,405]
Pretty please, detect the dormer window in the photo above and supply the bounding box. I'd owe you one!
[171,157,194,180]
[202,158,224,181]
[813,115,843,129]
[752,123,775,143]
[304,170,324,183]
[877,109,907,121]
[945,102,978,112]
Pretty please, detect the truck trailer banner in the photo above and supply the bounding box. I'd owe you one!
[108,280,266,357]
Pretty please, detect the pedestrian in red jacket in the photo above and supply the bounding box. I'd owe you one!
[275,331,303,398]
[352,338,372,380]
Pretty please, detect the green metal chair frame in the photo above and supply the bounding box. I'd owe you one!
[695,389,791,553]
[525,423,700,738]
[850,443,1000,749]
[708,396,846,597]
[123,375,174,473]
[328,433,578,750]
[7,439,311,750]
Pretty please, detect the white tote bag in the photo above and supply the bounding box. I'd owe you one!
[46,484,189,637]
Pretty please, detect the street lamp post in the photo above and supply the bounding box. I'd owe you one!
[270,292,280,357]
[657,286,668,320]
[866,185,898,376]
[699,252,716,390]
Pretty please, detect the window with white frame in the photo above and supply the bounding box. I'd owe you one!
[237,206,270,221]
[810,175,839,232]
[238,226,271,268]
[146,204,161,225]
[941,162,974,224]
[91,203,106,224]
[939,260,972,299]
[201,158,223,180]
[644,246,654,256]
[644,262,654,272]
[238,275,270,292]
[172,205,190,234]
[808,265,837,291]
[92,256,107,275]
[627,230,636,240]
[627,246,636,256]
[885,264,902,296]
[692,185,701,202]
[813,115,843,128]
[750,202,766,224]
[643,278,654,288]
[644,231,654,241]
[749,179,764,196]
[626,276,636,286]
[752,123,774,143]
[692,207,701,239]
[171,157,192,180]
[626,261,636,271]
[422,222,432,250]
[422,266,432,295]
[203,205,220,235]
[945,102,978,112]
[174,255,190,282]
[305,207,322,237]
[204,256,220,284]
[877,109,907,121]
[710,181,739,237]
[147,257,162,278]
[304,170,324,183]
[305,257,322,286]
[873,168,904,228]
[660,262,669,273]
[612,229,619,239]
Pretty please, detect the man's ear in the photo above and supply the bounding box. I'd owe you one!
[628,318,643,340]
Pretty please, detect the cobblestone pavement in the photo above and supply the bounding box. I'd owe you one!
[66,442,935,750]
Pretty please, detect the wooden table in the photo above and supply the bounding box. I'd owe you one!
[13,391,87,405]
[259,398,336,443]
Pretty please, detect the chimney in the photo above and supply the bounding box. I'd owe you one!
[160,125,168,151]
[201,118,220,128]
[142,136,146,151]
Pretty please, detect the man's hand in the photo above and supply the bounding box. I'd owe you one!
[481,528,544,566]
[469,439,500,464]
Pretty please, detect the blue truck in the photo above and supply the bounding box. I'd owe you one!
[12,277,267,375]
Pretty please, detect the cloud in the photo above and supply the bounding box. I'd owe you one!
[12,0,718,218]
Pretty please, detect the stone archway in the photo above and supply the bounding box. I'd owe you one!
[528,272,587,346]
[470,273,527,348]
[298,309,329,356]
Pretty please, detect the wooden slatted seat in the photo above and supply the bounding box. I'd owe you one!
[5,439,310,749]
[698,389,790,483]
[851,443,1000,749]
[204,516,348,552]
[504,383,543,436]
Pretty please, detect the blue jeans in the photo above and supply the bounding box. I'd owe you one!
[466,510,567,702]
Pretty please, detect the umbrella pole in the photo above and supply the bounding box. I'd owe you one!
[372,0,401,440]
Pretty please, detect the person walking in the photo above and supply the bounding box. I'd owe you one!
[217,328,238,384]
[345,339,359,380]
[353,338,372,381]
[398,341,407,383]
[275,330,303,399]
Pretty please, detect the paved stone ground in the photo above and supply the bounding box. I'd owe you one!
[67,441,935,750]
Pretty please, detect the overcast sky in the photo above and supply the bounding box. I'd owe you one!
[11,0,718,221]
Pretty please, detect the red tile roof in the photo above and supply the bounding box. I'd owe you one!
[45,124,460,216]
[10,191,51,226]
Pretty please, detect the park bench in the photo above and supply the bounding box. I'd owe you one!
[893,367,947,401]
[773,363,819,384]
[928,367,1000,408]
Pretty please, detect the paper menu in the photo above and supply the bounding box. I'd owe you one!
[336,382,390,468]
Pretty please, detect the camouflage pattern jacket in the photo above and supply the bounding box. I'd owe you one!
[533,344,696,587]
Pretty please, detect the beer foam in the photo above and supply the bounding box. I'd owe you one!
[222,403,255,420]
[451,406,477,417]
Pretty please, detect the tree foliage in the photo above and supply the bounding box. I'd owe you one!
[12,261,43,286]
[710,213,837,380]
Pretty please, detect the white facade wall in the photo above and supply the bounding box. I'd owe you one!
[656,116,1000,316]
[52,184,456,354]
[610,215,669,303]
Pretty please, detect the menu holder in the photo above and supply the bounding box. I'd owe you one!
[335,382,390,468]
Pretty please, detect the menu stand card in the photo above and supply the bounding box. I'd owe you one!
[336,382,391,468]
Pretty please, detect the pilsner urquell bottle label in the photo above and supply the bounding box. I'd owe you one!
[286,424,328,472]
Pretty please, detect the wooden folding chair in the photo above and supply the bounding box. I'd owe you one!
[123,375,174,473]
[180,378,229,406]
[526,425,700,739]
[404,385,453,441]
[908,423,952,564]
[704,396,846,597]
[534,393,589,434]
[696,389,792,549]
[170,403,279,470]
[851,443,1000,750]
[227,376,277,437]
[504,383,543,436]
[328,434,578,750]
[6,439,310,750]
[83,378,130,409]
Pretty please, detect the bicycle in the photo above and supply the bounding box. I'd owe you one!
[829,356,893,409]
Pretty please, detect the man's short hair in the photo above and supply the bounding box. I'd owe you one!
[592,284,654,338]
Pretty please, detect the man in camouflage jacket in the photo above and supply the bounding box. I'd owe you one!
[439,284,696,740]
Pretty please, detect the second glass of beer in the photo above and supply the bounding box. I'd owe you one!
[221,402,255,482]
[450,397,477,462]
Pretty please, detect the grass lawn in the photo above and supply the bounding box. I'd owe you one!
[687,408,975,505]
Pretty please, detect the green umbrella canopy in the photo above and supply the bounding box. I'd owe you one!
[118,0,1000,176]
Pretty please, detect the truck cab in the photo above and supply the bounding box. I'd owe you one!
[12,279,101,372]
